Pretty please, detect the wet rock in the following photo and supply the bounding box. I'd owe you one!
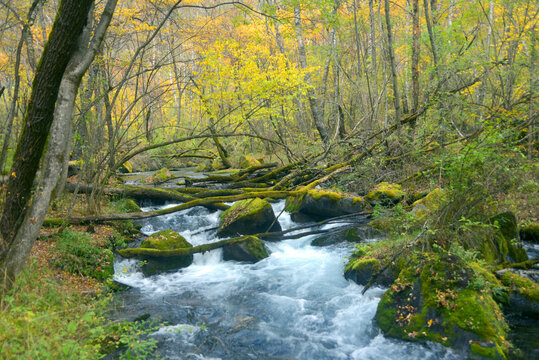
[285,189,371,221]
[217,198,281,237]
[496,269,539,316]
[222,236,269,263]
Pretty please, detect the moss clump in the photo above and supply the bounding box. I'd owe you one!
[365,182,405,206]
[238,155,261,169]
[489,212,528,264]
[119,160,133,173]
[140,229,192,251]
[374,252,509,359]
[520,222,539,243]
[218,198,281,237]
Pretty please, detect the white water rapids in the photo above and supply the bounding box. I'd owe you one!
[112,200,457,360]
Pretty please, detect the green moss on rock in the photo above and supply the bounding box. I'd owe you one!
[154,167,173,182]
[365,182,405,206]
[140,229,192,250]
[285,189,370,220]
[123,229,195,276]
[222,236,269,263]
[520,223,539,243]
[411,188,446,220]
[374,253,509,359]
[218,198,281,237]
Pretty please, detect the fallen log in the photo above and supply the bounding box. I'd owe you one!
[117,235,255,258]
[64,183,229,210]
[46,190,305,224]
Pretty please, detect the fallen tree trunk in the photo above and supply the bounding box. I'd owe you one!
[46,190,304,224]
[64,183,229,210]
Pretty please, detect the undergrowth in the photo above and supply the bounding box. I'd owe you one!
[0,261,160,359]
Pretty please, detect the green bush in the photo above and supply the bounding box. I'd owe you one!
[52,230,113,280]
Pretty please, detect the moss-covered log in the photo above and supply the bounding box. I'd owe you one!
[64,183,228,210]
[47,190,305,224]
[117,234,258,258]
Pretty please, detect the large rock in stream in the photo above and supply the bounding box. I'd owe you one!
[120,229,194,276]
[222,236,269,263]
[285,189,371,222]
[217,198,281,237]
[374,253,510,359]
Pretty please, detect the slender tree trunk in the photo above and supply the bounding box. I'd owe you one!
[384,0,401,125]
[54,0,118,198]
[529,24,537,159]
[0,0,95,291]
[0,0,41,174]
[424,0,439,76]
[293,6,329,144]
[411,0,421,124]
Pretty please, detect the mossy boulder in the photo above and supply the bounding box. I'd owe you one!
[217,198,281,237]
[123,230,193,276]
[123,199,141,213]
[222,236,269,263]
[285,189,371,221]
[344,242,402,287]
[374,253,509,359]
[496,269,539,316]
[238,155,261,169]
[154,167,173,182]
[488,212,528,264]
[520,223,539,243]
[212,159,225,170]
[311,226,381,247]
[410,188,446,220]
[196,160,212,172]
[118,160,133,173]
[365,182,405,206]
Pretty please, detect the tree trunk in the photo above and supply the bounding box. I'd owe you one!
[54,0,118,198]
[293,6,329,145]
[0,0,95,291]
[0,0,41,174]
[384,0,401,125]
[411,0,420,129]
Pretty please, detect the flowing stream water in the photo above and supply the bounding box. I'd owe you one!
[111,197,458,360]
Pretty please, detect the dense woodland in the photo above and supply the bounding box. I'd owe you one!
[0,0,537,359]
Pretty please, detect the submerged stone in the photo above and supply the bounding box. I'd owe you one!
[222,236,269,263]
[285,189,371,221]
[217,198,281,237]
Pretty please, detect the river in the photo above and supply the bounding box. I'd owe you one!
[111,197,458,360]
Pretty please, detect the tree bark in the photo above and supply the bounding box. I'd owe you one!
[1,0,95,291]
[411,0,420,118]
[0,0,41,174]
